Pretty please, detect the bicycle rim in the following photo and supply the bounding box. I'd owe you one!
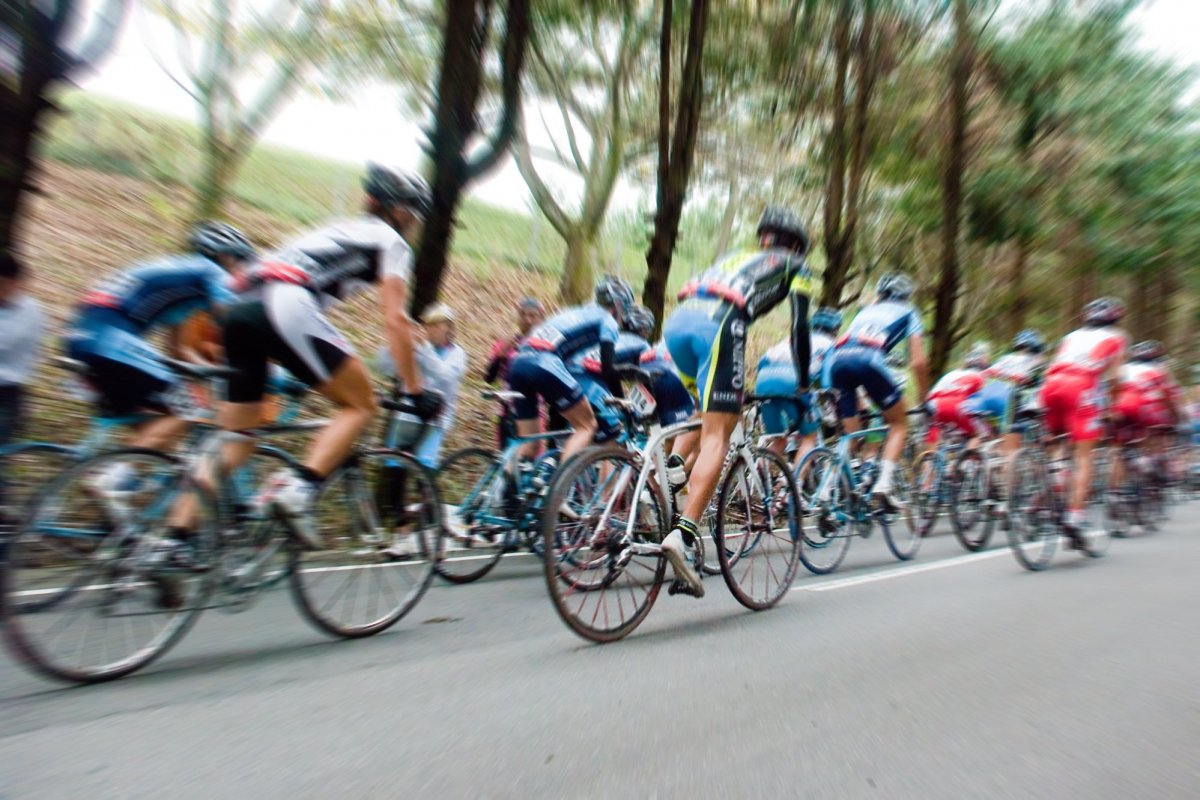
[434,447,507,584]
[913,452,940,538]
[794,448,852,575]
[950,451,989,548]
[1006,449,1058,571]
[880,461,921,561]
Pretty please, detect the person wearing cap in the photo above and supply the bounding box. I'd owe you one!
[485,296,545,446]
[0,252,44,523]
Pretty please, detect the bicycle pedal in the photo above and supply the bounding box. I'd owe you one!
[667,579,702,598]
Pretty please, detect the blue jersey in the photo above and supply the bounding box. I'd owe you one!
[838,300,924,356]
[757,330,835,387]
[523,303,620,360]
[76,255,236,334]
[568,332,649,375]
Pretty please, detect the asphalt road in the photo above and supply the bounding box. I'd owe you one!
[3,510,1199,799]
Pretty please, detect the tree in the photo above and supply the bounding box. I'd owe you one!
[512,0,653,303]
[642,0,711,335]
[0,0,129,252]
[409,0,532,316]
[152,0,332,219]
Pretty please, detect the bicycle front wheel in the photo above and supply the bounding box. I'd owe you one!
[880,461,921,561]
[542,446,666,643]
[1007,448,1058,571]
[290,449,442,638]
[912,452,941,538]
[794,448,853,575]
[0,442,78,531]
[434,447,507,584]
[716,447,802,610]
[950,451,991,550]
[1,448,214,683]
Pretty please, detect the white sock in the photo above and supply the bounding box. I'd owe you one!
[1066,508,1086,527]
[876,460,897,493]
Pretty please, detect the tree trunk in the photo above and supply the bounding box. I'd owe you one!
[0,102,47,253]
[1129,270,1151,341]
[559,227,594,304]
[713,171,739,260]
[819,0,853,309]
[642,0,711,338]
[1006,237,1030,339]
[1149,265,1174,344]
[930,0,971,378]
[195,143,242,220]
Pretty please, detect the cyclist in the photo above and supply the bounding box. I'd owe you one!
[755,306,842,464]
[967,329,1047,457]
[568,304,655,444]
[184,164,442,554]
[661,206,814,596]
[507,275,634,465]
[824,273,931,510]
[1110,340,1185,493]
[64,222,256,457]
[1038,296,1129,545]
[926,343,990,445]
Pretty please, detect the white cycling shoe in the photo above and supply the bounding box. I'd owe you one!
[262,471,323,550]
[661,529,704,598]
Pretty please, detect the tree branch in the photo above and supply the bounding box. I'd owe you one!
[466,0,531,180]
[513,125,572,237]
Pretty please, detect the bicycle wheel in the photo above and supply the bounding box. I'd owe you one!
[219,445,299,594]
[1007,448,1058,571]
[434,447,508,584]
[0,443,77,532]
[716,447,801,610]
[880,460,921,561]
[290,449,442,638]
[542,446,666,643]
[912,452,941,538]
[700,455,734,576]
[794,448,853,575]
[1,448,215,683]
[950,451,990,550]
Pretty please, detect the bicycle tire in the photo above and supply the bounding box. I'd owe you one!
[951,451,990,550]
[0,443,79,532]
[218,444,300,595]
[1,448,215,683]
[716,447,802,610]
[794,447,853,575]
[290,449,442,638]
[541,446,666,643]
[880,460,921,561]
[1006,447,1058,571]
[912,452,941,538]
[434,447,508,584]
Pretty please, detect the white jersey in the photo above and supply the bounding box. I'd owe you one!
[1048,326,1127,379]
[985,352,1043,386]
[761,330,835,378]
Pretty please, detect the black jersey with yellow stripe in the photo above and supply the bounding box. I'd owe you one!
[678,247,813,321]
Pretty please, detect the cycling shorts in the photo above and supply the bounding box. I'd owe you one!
[576,375,623,443]
[662,299,746,414]
[223,282,354,403]
[1112,392,1170,443]
[1038,372,1104,442]
[646,363,696,426]
[65,323,179,416]
[507,350,585,420]
[929,396,991,439]
[827,346,902,419]
[755,367,816,437]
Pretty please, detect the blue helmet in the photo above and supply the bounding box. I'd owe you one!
[594,275,635,318]
[1011,328,1046,354]
[811,307,843,333]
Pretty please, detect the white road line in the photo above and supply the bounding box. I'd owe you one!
[793,547,1010,593]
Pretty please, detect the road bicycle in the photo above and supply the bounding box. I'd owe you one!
[1,363,443,683]
[539,375,802,643]
[909,408,995,551]
[1105,424,1174,537]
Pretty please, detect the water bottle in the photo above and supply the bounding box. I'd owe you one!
[666,453,688,491]
[531,457,557,493]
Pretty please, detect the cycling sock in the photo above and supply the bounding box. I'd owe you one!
[1065,508,1086,527]
[675,515,699,547]
[298,466,324,486]
[168,526,191,543]
[876,460,897,492]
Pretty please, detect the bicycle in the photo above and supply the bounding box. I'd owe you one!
[1106,424,1174,537]
[909,408,995,551]
[1,364,443,683]
[433,389,568,584]
[539,375,802,643]
[793,390,920,575]
[1006,409,1111,571]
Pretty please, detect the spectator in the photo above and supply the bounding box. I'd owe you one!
[0,252,44,521]
[485,296,544,445]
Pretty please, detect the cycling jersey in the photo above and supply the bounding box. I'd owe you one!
[927,368,989,438]
[244,216,412,306]
[836,300,924,355]
[1046,326,1127,380]
[760,330,836,384]
[754,331,834,436]
[1040,326,1128,442]
[569,332,649,375]
[678,248,814,321]
[928,368,984,401]
[824,301,924,419]
[74,255,236,334]
[1113,362,1181,439]
[984,352,1044,387]
[522,304,620,361]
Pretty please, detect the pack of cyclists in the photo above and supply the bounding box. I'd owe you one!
[35,165,1195,590]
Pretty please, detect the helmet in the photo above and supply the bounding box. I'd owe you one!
[624,304,655,339]
[811,306,843,333]
[1082,296,1125,326]
[363,163,432,218]
[963,343,990,370]
[876,272,915,302]
[756,206,809,255]
[1011,328,1046,354]
[188,221,256,262]
[594,275,635,318]
[1130,340,1166,362]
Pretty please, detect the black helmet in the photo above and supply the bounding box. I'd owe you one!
[594,275,635,317]
[1130,340,1166,362]
[1011,328,1046,354]
[624,304,655,339]
[876,272,915,302]
[811,307,843,333]
[1082,296,1125,326]
[364,163,432,218]
[756,206,809,255]
[188,221,256,262]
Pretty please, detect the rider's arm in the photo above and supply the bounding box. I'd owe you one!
[909,333,931,399]
[598,340,625,399]
[381,274,423,394]
[789,292,812,389]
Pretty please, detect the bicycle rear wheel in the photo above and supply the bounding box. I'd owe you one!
[716,447,801,610]
[1,449,215,683]
[1007,448,1058,571]
[434,447,508,584]
[951,451,990,550]
[912,452,940,538]
[880,461,921,561]
[794,448,853,575]
[0,443,77,532]
[290,449,442,638]
[542,446,666,643]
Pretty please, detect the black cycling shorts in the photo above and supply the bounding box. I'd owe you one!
[223,282,354,403]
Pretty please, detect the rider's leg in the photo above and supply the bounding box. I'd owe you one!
[681,411,740,523]
[306,356,377,477]
[1067,438,1096,529]
[874,401,909,496]
[130,415,190,451]
[557,398,598,463]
